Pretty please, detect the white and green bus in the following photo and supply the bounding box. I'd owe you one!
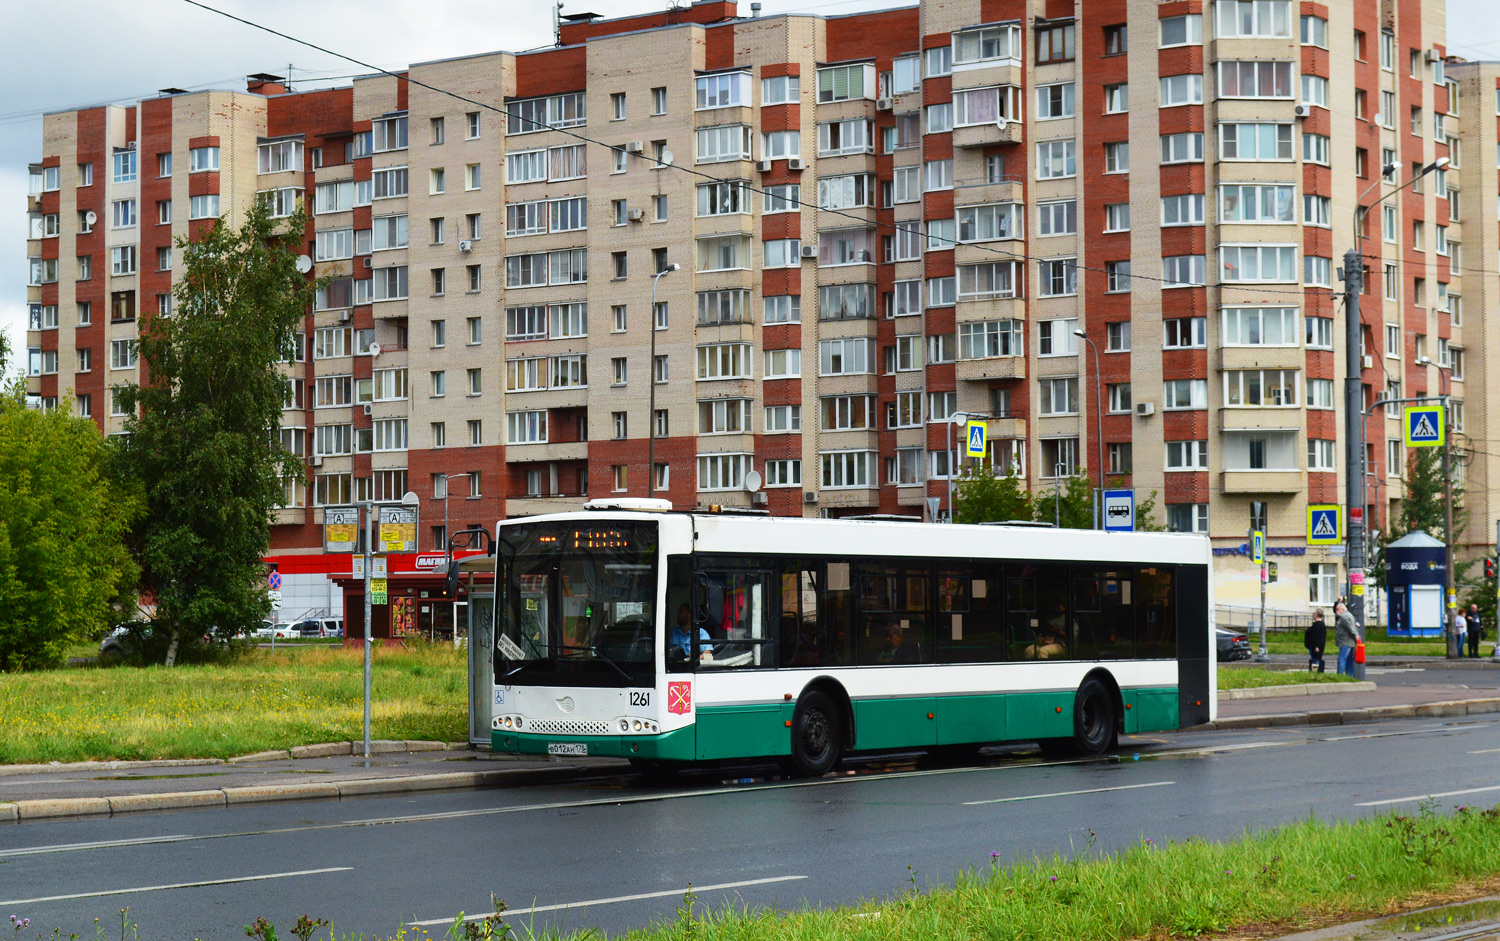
[489,499,1214,776]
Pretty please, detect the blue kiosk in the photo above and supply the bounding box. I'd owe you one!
[1384,531,1447,637]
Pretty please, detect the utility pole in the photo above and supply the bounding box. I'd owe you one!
[1442,386,1458,657]
[1341,246,1367,644]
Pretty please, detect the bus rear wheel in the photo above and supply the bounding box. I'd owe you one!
[1038,677,1117,758]
[787,690,843,778]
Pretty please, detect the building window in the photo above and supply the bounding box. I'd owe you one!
[1309,563,1337,605]
[1036,22,1075,63]
[1167,504,1208,533]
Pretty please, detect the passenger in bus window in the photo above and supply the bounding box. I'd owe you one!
[875,618,919,664]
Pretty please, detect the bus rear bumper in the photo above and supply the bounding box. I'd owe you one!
[492,725,697,761]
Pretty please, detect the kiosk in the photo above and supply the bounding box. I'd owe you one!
[1383,531,1447,637]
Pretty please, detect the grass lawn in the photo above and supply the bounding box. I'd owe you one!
[1218,666,1361,690]
[1261,624,1448,658]
[0,643,468,763]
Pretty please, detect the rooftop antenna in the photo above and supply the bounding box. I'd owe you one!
[554,1,565,46]
[286,62,293,93]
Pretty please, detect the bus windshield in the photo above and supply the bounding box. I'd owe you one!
[496,520,659,687]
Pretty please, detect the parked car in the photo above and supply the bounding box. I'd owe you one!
[98,621,149,663]
[1217,627,1252,662]
[320,618,344,638]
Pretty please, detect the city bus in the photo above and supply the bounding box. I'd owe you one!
[488,499,1214,776]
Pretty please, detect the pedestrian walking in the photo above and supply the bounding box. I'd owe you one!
[1467,603,1484,658]
[1333,601,1360,677]
[1304,609,1328,673]
[1454,607,1468,658]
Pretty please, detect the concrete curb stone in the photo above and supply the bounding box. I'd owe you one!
[227,749,292,763]
[0,758,224,777]
[1305,711,1345,725]
[223,783,342,804]
[16,797,113,819]
[0,803,16,822]
[289,742,352,759]
[1222,681,1377,700]
[337,772,483,796]
[402,740,447,752]
[107,791,228,813]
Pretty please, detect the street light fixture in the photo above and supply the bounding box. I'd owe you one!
[1341,156,1450,646]
[647,263,679,497]
[1074,329,1105,530]
[945,411,969,523]
[440,473,472,648]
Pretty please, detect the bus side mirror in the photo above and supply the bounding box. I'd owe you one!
[444,560,461,598]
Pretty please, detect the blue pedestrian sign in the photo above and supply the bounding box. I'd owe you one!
[964,420,987,458]
[1307,505,1341,546]
[1251,531,1265,565]
[1103,489,1134,531]
[1403,405,1445,448]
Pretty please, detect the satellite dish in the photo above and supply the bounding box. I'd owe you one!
[659,149,674,167]
[295,254,312,273]
[743,470,763,493]
[84,210,98,226]
[368,343,381,357]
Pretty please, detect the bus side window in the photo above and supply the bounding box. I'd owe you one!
[1136,566,1176,658]
[937,562,1005,664]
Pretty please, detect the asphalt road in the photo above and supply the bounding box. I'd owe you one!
[4,714,1500,939]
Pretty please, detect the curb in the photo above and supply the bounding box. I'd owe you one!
[0,741,472,776]
[1221,681,1376,700]
[0,761,631,824]
[1194,696,1500,731]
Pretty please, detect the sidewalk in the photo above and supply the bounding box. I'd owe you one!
[0,742,628,823]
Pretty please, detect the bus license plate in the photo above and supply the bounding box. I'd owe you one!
[548,743,588,756]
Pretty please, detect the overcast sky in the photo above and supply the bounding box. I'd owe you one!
[6,0,1500,369]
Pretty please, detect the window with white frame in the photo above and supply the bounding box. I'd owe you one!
[820,450,875,489]
[957,262,1020,299]
[1164,379,1208,409]
[1160,74,1203,106]
[1040,438,1079,478]
[816,64,875,102]
[818,337,873,376]
[762,75,800,105]
[953,24,1021,64]
[1037,200,1076,236]
[698,452,753,491]
[696,71,750,109]
[1162,193,1205,226]
[1218,60,1293,98]
[1216,0,1292,37]
[1039,378,1078,415]
[695,125,753,163]
[1220,245,1296,282]
[1222,307,1299,346]
[1219,123,1293,160]
[1036,140,1076,179]
[1038,318,1079,355]
[1037,259,1077,297]
[506,94,584,134]
[1160,14,1203,46]
[1306,378,1334,409]
[958,319,1022,359]
[1161,132,1204,163]
[1224,369,1299,406]
[1165,440,1209,470]
[1220,184,1295,223]
[1036,82,1075,119]
[1306,316,1334,349]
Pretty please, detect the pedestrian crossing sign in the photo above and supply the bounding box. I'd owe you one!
[965,420,987,458]
[1307,505,1341,546]
[1403,405,1445,448]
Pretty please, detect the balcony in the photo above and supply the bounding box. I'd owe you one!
[1219,408,1302,432]
[1221,469,1306,494]
[955,355,1025,382]
[987,416,1028,440]
[953,176,1024,206]
[953,120,1023,149]
[506,494,589,517]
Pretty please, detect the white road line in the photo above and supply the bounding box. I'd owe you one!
[1356,785,1500,807]
[0,867,352,906]
[963,781,1174,806]
[409,875,808,927]
[0,835,196,859]
[1468,747,1500,754]
[1324,725,1480,742]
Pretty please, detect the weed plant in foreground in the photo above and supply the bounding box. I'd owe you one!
[25,804,1496,941]
[0,642,468,763]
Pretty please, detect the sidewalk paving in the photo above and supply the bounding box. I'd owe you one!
[4,657,1499,824]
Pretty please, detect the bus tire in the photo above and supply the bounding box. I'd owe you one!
[788,689,843,778]
[1072,676,1117,756]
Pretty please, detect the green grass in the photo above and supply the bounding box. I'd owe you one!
[1218,666,1361,690]
[1262,624,1448,658]
[220,804,1500,941]
[0,643,468,763]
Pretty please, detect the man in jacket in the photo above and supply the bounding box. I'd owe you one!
[1333,601,1360,677]
[1467,603,1483,658]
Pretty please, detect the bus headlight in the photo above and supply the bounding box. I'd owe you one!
[633,720,642,731]
[620,719,629,732]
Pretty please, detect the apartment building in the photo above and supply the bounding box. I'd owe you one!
[24,0,1481,614]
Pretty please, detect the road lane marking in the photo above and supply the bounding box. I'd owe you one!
[0,835,196,859]
[0,867,352,906]
[1324,726,1480,742]
[410,875,808,927]
[1356,785,1500,807]
[963,781,1174,806]
[1468,747,1500,754]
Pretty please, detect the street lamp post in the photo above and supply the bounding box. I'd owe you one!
[945,411,969,523]
[1342,156,1448,642]
[647,263,680,497]
[1074,329,1105,530]
[441,473,471,649]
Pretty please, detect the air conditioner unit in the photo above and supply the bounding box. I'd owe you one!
[458,240,473,253]
[1135,402,1156,417]
[800,244,818,258]
[1293,104,1310,118]
[362,257,373,269]
[787,157,806,171]
[337,310,352,323]
[309,454,323,467]
[751,490,768,506]
[1362,354,1375,369]
[1426,47,1442,63]
[624,140,645,153]
[803,491,820,504]
[362,403,373,416]
[876,97,893,111]
[627,207,645,221]
[756,159,773,172]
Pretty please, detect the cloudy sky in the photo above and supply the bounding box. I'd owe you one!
[5,0,1500,368]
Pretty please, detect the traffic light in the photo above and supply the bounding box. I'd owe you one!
[1485,557,1497,580]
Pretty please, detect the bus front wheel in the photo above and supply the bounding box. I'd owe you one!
[787,690,843,778]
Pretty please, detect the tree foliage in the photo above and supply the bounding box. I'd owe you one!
[953,464,1033,525]
[0,390,140,670]
[1034,471,1095,530]
[113,202,315,665]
